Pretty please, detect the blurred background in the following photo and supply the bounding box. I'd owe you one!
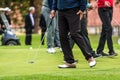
[0,0,120,35]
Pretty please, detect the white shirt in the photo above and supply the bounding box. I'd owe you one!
[30,13,34,26]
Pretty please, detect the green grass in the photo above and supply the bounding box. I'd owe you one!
[0,34,120,80]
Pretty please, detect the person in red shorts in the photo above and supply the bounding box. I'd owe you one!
[96,0,118,56]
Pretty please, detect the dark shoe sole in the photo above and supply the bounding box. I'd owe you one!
[97,52,109,56]
[58,66,76,68]
[95,54,102,58]
[75,59,79,63]
[109,54,118,57]
[102,54,109,56]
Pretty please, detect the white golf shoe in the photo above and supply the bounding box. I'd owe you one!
[47,48,56,53]
[58,62,76,68]
[88,57,96,67]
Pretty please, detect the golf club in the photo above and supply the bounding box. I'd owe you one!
[29,18,53,64]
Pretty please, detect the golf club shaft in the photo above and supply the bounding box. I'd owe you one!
[29,18,54,62]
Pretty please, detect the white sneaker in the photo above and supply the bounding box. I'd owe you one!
[58,64,69,68]
[88,57,96,67]
[59,48,63,52]
[47,48,56,53]
[51,48,56,53]
[58,63,76,68]
[47,48,52,53]
[89,60,96,67]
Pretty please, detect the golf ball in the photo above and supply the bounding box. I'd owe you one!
[118,38,120,45]
[29,47,33,50]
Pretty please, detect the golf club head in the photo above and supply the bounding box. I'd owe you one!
[29,60,35,64]
[28,18,53,65]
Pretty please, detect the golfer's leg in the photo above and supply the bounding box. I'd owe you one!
[104,8,114,52]
[80,14,93,52]
[51,19,55,47]
[107,27,114,53]
[54,12,61,47]
[25,34,28,45]
[30,33,32,45]
[68,34,75,49]
[47,25,53,48]
[97,27,106,53]
[67,9,92,60]
[25,30,30,45]
[58,11,75,63]
[97,8,107,53]
[41,31,45,45]
[53,14,57,47]
[42,6,52,48]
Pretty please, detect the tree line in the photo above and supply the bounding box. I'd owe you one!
[0,0,43,33]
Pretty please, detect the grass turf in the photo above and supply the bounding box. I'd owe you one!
[0,34,120,80]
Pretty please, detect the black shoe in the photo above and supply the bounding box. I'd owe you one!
[91,51,101,58]
[97,52,109,56]
[109,52,118,57]
[93,54,101,58]
[74,59,78,63]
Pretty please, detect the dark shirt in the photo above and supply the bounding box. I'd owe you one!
[25,14,34,31]
[52,0,87,12]
[48,0,53,10]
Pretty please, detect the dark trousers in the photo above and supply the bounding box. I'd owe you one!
[41,30,45,45]
[97,7,114,53]
[25,29,32,45]
[70,12,95,54]
[58,8,92,64]
[0,30,3,35]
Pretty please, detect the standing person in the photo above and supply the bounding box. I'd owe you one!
[42,0,55,53]
[25,7,35,45]
[0,7,11,34]
[0,7,11,30]
[69,3,99,58]
[5,8,11,27]
[42,0,61,53]
[39,13,47,45]
[51,0,96,68]
[96,0,118,56]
